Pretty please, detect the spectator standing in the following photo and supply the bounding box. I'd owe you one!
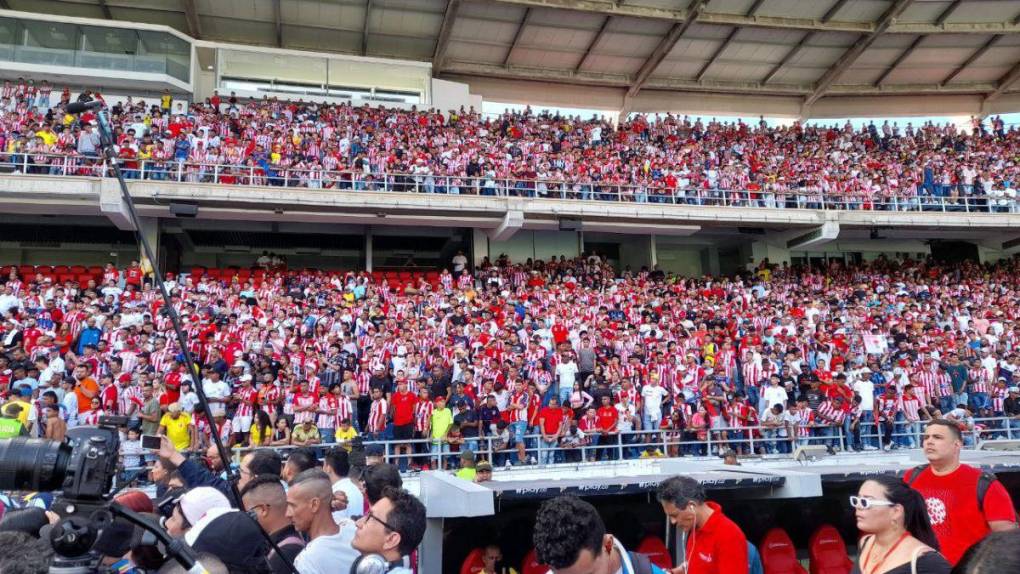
[289,469,359,574]
[657,475,748,574]
[903,419,1017,565]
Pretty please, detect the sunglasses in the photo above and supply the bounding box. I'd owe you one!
[849,496,897,510]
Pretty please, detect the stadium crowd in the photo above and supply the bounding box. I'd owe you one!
[2,251,1020,472]
[0,78,1019,210]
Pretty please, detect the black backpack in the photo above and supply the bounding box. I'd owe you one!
[627,551,662,574]
[905,464,1015,520]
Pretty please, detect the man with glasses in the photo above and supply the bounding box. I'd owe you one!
[288,469,359,574]
[241,475,305,574]
[350,486,426,574]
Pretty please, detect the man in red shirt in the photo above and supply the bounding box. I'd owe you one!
[904,419,1017,565]
[389,378,417,472]
[657,476,749,574]
[124,260,143,288]
[595,395,619,461]
[537,395,565,465]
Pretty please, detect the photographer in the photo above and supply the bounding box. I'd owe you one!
[155,435,237,505]
[350,486,425,574]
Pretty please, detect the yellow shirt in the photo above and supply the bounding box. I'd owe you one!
[4,400,31,425]
[250,424,269,446]
[35,130,56,145]
[159,412,193,450]
[334,426,358,450]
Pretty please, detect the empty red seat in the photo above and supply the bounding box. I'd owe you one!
[18,265,34,277]
[636,535,673,570]
[459,548,485,574]
[35,265,52,274]
[52,266,69,274]
[521,549,547,574]
[69,265,86,274]
[87,266,103,275]
[809,525,851,574]
[78,274,94,286]
[58,273,75,284]
[190,266,205,277]
[762,528,807,574]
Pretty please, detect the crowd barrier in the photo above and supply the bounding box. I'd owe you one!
[2,153,1018,213]
[218,415,1020,470]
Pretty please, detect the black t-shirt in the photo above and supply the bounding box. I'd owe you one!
[268,525,305,574]
[430,378,451,401]
[368,375,392,396]
[454,409,479,437]
[850,550,950,574]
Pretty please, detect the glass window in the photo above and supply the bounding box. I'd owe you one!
[137,31,188,56]
[81,26,137,54]
[0,18,20,46]
[23,21,77,50]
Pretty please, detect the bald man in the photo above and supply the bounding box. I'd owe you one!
[287,469,358,574]
[240,475,305,574]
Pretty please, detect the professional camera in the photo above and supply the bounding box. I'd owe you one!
[0,416,125,573]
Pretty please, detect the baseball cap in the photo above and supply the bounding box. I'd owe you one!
[240,374,253,382]
[476,461,492,472]
[178,487,232,545]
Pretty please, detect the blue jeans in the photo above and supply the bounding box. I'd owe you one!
[939,396,955,414]
[971,392,990,411]
[746,385,760,412]
[952,391,969,409]
[318,427,335,444]
[430,442,449,468]
[539,438,558,465]
[859,411,876,448]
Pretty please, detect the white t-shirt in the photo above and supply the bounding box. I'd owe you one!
[331,477,365,522]
[452,254,468,273]
[640,385,669,419]
[853,380,874,411]
[762,384,788,411]
[295,521,360,574]
[556,362,579,387]
[202,379,231,416]
[179,391,200,414]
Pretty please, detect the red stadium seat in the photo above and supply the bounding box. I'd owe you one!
[521,549,547,574]
[35,265,52,274]
[190,267,205,277]
[636,535,673,570]
[58,273,75,284]
[459,548,485,574]
[87,266,103,275]
[52,266,69,274]
[18,265,34,277]
[69,265,86,274]
[0,266,12,276]
[809,525,851,574]
[761,528,807,574]
[78,274,94,286]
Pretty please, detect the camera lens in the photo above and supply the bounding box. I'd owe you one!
[0,438,72,493]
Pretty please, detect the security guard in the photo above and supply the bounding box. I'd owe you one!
[0,404,28,438]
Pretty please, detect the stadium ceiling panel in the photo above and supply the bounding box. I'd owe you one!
[6,0,1020,109]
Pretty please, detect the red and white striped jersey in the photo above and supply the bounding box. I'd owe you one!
[414,400,434,433]
[293,393,316,425]
[876,395,899,422]
[992,386,1008,413]
[817,401,846,425]
[316,396,337,429]
[969,367,990,394]
[367,398,388,432]
[234,387,257,418]
[333,395,354,427]
[900,395,923,422]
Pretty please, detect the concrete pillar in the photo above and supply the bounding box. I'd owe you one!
[138,216,160,267]
[365,227,373,272]
[701,247,721,277]
[650,234,658,268]
[420,517,444,574]
[471,227,489,267]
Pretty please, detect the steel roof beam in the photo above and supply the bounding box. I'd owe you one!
[985,58,1020,103]
[182,0,202,39]
[874,34,925,86]
[433,0,462,71]
[274,0,284,47]
[98,0,113,19]
[941,35,1000,86]
[504,7,532,66]
[626,0,708,98]
[804,0,915,106]
[479,0,1020,34]
[362,0,372,55]
[575,15,611,73]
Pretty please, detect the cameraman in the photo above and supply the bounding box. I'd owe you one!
[156,436,237,505]
[350,486,426,574]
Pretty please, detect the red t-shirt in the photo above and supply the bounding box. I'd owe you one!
[125,266,143,286]
[904,464,1016,565]
[596,405,618,431]
[391,391,417,426]
[538,406,564,435]
[685,501,749,574]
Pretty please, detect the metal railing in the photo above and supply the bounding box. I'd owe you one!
[218,415,1020,471]
[2,152,1019,213]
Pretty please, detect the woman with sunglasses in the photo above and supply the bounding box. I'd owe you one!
[851,474,951,574]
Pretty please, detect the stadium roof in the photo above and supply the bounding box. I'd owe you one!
[10,0,1020,114]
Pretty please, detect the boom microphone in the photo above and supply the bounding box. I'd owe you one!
[65,101,105,114]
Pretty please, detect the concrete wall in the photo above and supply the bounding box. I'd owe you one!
[656,243,705,277]
[431,78,483,113]
[487,230,579,263]
[617,235,652,271]
[0,246,137,267]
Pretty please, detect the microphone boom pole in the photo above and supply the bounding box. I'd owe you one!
[90,106,243,507]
